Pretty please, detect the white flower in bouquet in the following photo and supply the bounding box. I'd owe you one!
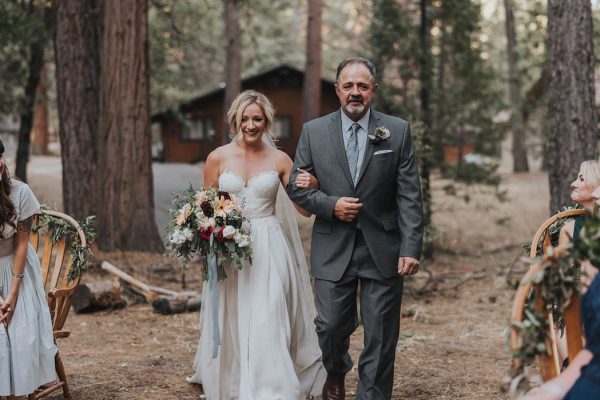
[182,227,193,240]
[198,216,215,231]
[235,233,251,248]
[222,225,237,239]
[194,191,207,206]
[176,203,193,225]
[170,229,187,245]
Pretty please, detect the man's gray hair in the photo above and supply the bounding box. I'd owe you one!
[335,57,377,83]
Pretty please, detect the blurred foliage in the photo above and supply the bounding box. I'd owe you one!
[148,0,370,111]
[0,0,48,116]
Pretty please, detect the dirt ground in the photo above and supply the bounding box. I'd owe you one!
[25,157,550,400]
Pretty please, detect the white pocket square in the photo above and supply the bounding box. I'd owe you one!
[373,149,393,155]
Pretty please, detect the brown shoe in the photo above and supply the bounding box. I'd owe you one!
[322,374,345,400]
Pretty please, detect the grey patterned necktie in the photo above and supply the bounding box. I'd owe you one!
[346,122,360,183]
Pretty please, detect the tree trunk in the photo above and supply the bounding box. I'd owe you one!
[302,0,322,122]
[96,0,163,251]
[434,0,446,162]
[30,65,48,155]
[419,0,433,258]
[222,0,241,144]
[15,36,45,182]
[54,0,102,220]
[504,0,529,172]
[547,0,598,213]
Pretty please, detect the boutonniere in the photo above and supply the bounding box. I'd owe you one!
[368,126,391,145]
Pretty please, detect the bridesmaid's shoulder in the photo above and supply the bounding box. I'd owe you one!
[9,178,30,193]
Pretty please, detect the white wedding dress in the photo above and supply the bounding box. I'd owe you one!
[188,170,326,400]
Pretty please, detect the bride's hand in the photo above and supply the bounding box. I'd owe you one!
[295,168,319,189]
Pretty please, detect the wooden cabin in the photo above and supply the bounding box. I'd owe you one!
[151,64,340,163]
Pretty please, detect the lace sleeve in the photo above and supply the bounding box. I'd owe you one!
[17,216,34,233]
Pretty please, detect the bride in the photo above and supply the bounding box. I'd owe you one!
[187,90,326,399]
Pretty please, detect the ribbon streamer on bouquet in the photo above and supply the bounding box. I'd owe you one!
[208,233,221,358]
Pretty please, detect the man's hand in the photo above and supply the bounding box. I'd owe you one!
[398,256,420,276]
[334,197,363,222]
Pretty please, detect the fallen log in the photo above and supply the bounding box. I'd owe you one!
[101,261,158,301]
[152,295,202,315]
[72,281,127,313]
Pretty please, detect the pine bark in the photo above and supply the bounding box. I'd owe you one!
[503,0,529,172]
[547,0,598,213]
[15,37,44,182]
[223,0,241,143]
[96,0,163,251]
[54,0,102,220]
[302,0,322,122]
[420,0,433,258]
[30,66,49,155]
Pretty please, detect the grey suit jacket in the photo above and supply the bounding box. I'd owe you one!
[286,109,424,281]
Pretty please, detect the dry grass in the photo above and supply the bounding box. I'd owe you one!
[33,171,550,400]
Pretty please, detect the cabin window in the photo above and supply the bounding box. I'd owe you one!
[182,117,215,140]
[273,116,292,139]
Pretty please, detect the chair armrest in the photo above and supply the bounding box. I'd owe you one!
[47,287,77,300]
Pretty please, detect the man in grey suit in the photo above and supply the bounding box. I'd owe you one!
[286,57,424,400]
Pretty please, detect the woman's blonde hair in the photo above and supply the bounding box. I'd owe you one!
[226,90,276,142]
[580,160,600,190]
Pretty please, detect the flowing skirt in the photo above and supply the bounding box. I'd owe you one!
[0,244,57,396]
[188,216,326,399]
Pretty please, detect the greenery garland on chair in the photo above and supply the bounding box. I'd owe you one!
[511,245,579,364]
[511,210,600,368]
[32,204,96,283]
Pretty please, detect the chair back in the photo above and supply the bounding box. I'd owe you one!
[528,209,585,258]
[30,210,87,335]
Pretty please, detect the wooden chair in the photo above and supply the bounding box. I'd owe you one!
[28,210,88,400]
[527,208,584,259]
[511,209,585,381]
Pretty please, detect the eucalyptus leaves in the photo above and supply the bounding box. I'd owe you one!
[32,204,96,283]
[512,211,599,367]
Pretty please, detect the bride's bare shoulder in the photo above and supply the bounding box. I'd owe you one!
[274,148,293,171]
[207,143,237,163]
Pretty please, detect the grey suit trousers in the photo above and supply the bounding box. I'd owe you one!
[314,231,403,400]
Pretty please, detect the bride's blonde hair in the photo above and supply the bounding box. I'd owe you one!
[226,90,277,142]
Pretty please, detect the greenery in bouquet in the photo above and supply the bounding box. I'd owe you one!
[166,185,252,281]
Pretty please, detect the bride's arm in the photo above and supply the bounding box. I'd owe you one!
[204,149,221,188]
[277,152,312,217]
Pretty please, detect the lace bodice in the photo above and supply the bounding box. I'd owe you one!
[218,170,280,219]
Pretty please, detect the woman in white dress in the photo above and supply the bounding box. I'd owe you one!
[0,140,57,399]
[188,90,326,399]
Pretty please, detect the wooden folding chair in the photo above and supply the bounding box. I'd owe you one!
[511,209,585,381]
[28,210,88,400]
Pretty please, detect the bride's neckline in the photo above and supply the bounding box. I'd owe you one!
[220,169,278,187]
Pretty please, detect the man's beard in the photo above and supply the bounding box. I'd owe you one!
[344,102,365,117]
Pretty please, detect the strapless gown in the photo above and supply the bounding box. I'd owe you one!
[188,170,326,399]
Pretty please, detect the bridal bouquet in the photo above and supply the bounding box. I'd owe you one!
[166,185,252,281]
